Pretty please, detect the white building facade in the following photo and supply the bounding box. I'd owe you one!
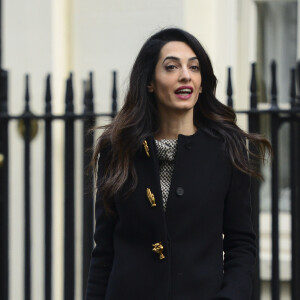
[3,0,299,299]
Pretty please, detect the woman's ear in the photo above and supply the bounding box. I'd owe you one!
[147,82,154,93]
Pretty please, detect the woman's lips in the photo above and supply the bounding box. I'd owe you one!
[174,86,193,100]
[175,93,192,100]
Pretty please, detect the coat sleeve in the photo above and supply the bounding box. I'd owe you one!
[85,151,116,300]
[212,162,257,300]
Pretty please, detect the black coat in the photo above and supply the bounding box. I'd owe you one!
[86,128,256,300]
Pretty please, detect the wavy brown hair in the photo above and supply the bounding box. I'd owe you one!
[91,27,272,214]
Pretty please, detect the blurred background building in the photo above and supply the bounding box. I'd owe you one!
[1,0,299,299]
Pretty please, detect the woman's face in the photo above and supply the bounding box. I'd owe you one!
[148,41,202,116]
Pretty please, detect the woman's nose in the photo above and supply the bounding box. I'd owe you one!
[179,67,191,82]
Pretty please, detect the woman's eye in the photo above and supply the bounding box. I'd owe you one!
[190,65,200,71]
[165,65,177,71]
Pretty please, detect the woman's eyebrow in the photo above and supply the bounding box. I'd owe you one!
[162,56,198,63]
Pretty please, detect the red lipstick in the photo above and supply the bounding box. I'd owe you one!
[175,86,193,100]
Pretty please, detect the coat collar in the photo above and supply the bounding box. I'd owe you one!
[142,127,204,157]
[147,127,203,143]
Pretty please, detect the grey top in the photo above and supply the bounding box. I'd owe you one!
[154,139,178,211]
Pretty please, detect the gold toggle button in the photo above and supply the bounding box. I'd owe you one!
[147,188,156,207]
[0,153,4,168]
[143,140,150,157]
[152,242,165,260]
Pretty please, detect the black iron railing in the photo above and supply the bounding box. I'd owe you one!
[0,70,117,300]
[0,68,8,300]
[0,61,299,300]
[226,61,300,300]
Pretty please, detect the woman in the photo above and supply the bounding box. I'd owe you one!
[86,28,271,300]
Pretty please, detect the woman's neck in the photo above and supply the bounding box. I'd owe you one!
[154,111,197,140]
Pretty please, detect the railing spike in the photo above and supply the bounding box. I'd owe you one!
[65,78,70,105]
[45,74,51,114]
[83,80,88,109]
[69,73,74,103]
[112,71,117,117]
[290,69,296,108]
[89,72,94,102]
[65,74,74,113]
[25,74,30,112]
[226,67,233,108]
[297,61,300,106]
[88,72,94,112]
[250,63,257,109]
[271,60,278,108]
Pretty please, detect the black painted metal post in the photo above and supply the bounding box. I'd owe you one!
[0,1,8,297]
[291,64,300,300]
[64,74,75,300]
[248,63,261,300]
[24,74,32,300]
[112,71,117,118]
[270,61,280,300]
[44,75,52,300]
[82,72,95,299]
[0,69,8,300]
[226,67,233,108]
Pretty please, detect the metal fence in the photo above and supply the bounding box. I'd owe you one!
[0,70,117,300]
[0,61,299,300]
[227,61,300,300]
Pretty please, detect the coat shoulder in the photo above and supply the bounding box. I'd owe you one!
[195,127,228,156]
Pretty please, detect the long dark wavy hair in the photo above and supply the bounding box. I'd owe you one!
[92,27,272,214]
